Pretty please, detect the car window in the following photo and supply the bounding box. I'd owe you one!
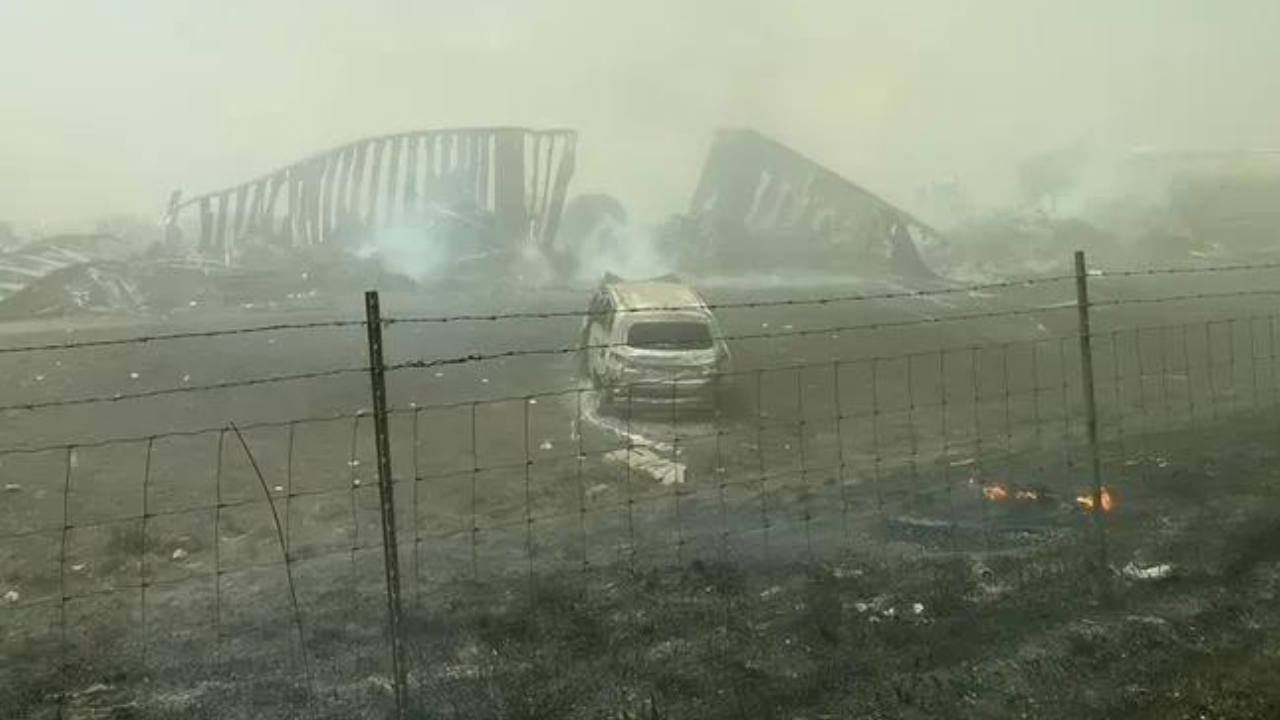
[626,321,713,350]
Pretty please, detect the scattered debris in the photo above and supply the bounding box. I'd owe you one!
[1122,562,1174,581]
[3,590,19,604]
[72,683,114,698]
[605,446,686,485]
[364,675,394,693]
[539,440,554,451]
[71,563,88,572]
[759,586,783,600]
[3,483,19,492]
[586,483,610,501]
[171,548,189,562]
[0,261,144,320]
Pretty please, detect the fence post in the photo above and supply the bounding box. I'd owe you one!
[1073,251,1109,596]
[364,290,410,718]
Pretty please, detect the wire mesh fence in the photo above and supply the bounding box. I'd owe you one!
[3,256,1280,717]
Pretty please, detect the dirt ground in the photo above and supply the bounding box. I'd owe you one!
[3,269,1280,717]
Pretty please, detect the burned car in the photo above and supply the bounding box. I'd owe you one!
[580,275,731,411]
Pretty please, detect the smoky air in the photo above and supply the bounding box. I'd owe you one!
[2,3,1278,718]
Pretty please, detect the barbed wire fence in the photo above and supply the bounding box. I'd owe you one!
[2,253,1279,716]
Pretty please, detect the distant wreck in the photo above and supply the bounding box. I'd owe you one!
[0,126,952,322]
[163,127,579,284]
[679,128,940,279]
[0,235,142,319]
[166,126,941,285]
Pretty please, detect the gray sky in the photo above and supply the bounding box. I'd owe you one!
[2,0,1278,233]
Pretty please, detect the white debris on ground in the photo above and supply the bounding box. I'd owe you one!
[71,563,88,572]
[586,483,610,500]
[1122,562,1174,581]
[3,590,19,604]
[759,585,783,600]
[129,372,139,380]
[171,548,189,561]
[605,446,686,485]
[539,439,554,451]
[849,596,928,621]
[3,483,19,492]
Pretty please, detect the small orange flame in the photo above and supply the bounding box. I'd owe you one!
[980,482,1041,502]
[1076,487,1115,512]
[982,484,1008,500]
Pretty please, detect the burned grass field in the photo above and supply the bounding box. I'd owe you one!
[8,414,1280,719]
[3,270,1280,718]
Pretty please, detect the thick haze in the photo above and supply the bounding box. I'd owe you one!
[1,0,1278,234]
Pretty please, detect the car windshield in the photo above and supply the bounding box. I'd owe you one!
[626,321,713,350]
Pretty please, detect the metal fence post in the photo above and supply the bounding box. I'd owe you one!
[364,290,410,717]
[1073,251,1110,596]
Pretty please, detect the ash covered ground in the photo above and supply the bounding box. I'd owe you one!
[4,266,1280,718]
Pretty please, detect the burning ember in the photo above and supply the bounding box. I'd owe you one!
[1076,487,1115,512]
[979,483,1039,502]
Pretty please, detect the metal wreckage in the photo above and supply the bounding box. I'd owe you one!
[0,127,940,318]
[676,128,939,280]
[162,127,578,280]
[158,125,939,285]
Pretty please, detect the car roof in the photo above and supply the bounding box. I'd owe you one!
[604,281,707,312]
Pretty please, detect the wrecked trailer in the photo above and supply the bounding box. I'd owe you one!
[162,127,578,283]
[0,234,144,319]
[679,128,939,280]
[0,262,142,320]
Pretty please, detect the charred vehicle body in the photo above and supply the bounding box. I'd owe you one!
[581,275,731,411]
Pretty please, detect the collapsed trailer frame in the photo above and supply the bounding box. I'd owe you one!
[689,128,939,278]
[164,127,578,266]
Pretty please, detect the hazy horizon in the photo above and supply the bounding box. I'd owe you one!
[2,0,1278,235]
